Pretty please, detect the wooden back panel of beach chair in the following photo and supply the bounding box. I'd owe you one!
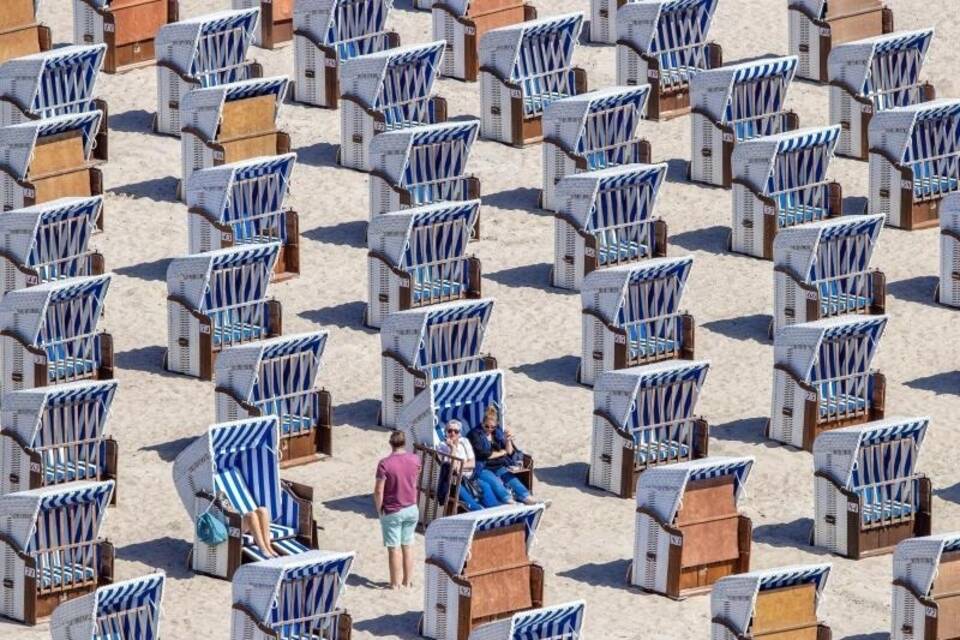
[465,525,528,576]
[823,0,884,47]
[220,95,278,140]
[29,132,92,202]
[676,476,741,568]
[751,583,818,639]
[271,0,295,22]
[464,525,533,620]
[108,0,170,48]
[0,0,37,31]
[0,0,42,63]
[932,552,960,638]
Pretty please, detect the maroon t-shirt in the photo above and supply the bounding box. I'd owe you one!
[376,452,420,514]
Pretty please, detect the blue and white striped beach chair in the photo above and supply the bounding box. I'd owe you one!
[892,533,960,640]
[469,600,586,640]
[789,0,890,82]
[73,0,178,74]
[50,572,165,640]
[432,0,534,82]
[0,1,50,66]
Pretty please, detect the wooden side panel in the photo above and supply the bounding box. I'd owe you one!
[828,10,884,46]
[271,0,295,21]
[465,526,528,576]
[825,0,882,17]
[935,594,960,639]
[753,629,820,640]
[469,566,533,620]
[933,553,960,596]
[466,0,524,13]
[676,476,736,525]
[29,132,87,178]
[35,170,93,202]
[472,6,527,39]
[220,95,277,140]
[752,583,817,635]
[678,558,740,592]
[112,0,168,47]
[680,517,740,567]
[0,27,41,62]
[221,133,281,165]
[0,0,36,30]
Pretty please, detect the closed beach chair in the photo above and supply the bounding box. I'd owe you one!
[50,572,165,640]
[422,503,546,640]
[338,41,447,171]
[0,0,51,66]
[0,480,114,624]
[433,0,535,82]
[580,256,694,386]
[467,600,585,640]
[366,200,481,329]
[789,0,891,82]
[590,360,709,498]
[0,274,113,396]
[231,551,355,640]
[0,380,118,497]
[172,417,319,580]
[479,13,586,148]
[292,0,399,109]
[154,9,262,136]
[939,193,960,307]
[630,456,753,598]
[0,197,104,294]
[553,163,668,291]
[186,154,299,281]
[232,0,293,49]
[891,533,960,640]
[615,0,722,121]
[380,298,495,429]
[215,331,333,467]
[73,0,179,73]
[710,564,832,639]
[165,243,281,379]
[829,29,934,160]
[869,99,960,230]
[731,126,843,259]
[769,315,887,450]
[814,417,931,559]
[689,56,799,187]
[541,86,652,212]
[773,214,885,331]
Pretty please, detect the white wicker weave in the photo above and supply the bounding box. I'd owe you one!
[892,533,960,640]
[940,193,960,306]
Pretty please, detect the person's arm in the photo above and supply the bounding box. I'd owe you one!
[462,439,476,473]
[469,431,492,463]
[502,427,515,455]
[373,463,386,515]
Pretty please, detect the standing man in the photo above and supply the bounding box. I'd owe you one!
[374,430,420,588]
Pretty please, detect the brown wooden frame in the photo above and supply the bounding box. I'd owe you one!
[870,144,949,230]
[0,0,51,66]
[255,0,295,50]
[582,310,695,370]
[434,2,536,82]
[186,207,300,281]
[712,614,832,639]
[617,41,723,121]
[1,329,114,390]
[76,0,180,74]
[773,262,885,324]
[893,571,960,640]
[367,251,482,312]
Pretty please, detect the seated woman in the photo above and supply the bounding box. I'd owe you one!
[469,406,540,506]
[438,420,503,511]
[243,507,280,559]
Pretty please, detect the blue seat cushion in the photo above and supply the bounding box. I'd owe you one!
[413,278,464,304]
[626,327,678,360]
[46,356,97,382]
[241,523,296,548]
[213,322,265,346]
[597,240,649,266]
[913,174,958,199]
[523,90,572,117]
[817,391,867,417]
[819,291,872,316]
[634,440,689,465]
[860,499,916,524]
[44,460,99,484]
[39,563,95,589]
[777,203,830,227]
[279,414,314,435]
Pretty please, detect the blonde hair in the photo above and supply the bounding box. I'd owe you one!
[484,406,499,424]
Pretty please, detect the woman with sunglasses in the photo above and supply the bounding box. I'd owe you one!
[438,420,501,510]
[468,406,541,505]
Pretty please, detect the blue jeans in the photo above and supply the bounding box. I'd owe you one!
[478,468,530,503]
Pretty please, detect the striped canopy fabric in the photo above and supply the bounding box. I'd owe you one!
[368,200,479,269]
[544,86,649,164]
[0,480,113,552]
[870,99,960,164]
[51,573,166,640]
[775,315,887,384]
[0,110,102,180]
[156,9,260,87]
[829,29,933,109]
[0,274,110,347]
[635,456,753,523]
[166,243,279,313]
[506,600,586,640]
[0,44,105,118]
[581,256,693,326]
[181,76,289,142]
[773,214,884,285]
[424,369,503,443]
[209,417,285,520]
[893,534,960,599]
[295,0,395,61]
[736,126,840,197]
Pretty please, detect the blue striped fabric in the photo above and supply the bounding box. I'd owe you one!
[29,47,105,117]
[849,420,927,522]
[220,157,295,246]
[326,0,393,61]
[944,537,960,553]
[28,482,113,554]
[687,459,751,493]
[400,121,478,205]
[474,507,539,540]
[93,574,164,640]
[34,278,109,380]
[200,245,278,345]
[250,333,326,436]
[511,15,583,116]
[28,199,98,282]
[722,57,796,141]
[900,103,960,198]
[575,88,649,169]
[511,601,585,640]
[806,217,882,313]
[649,0,717,82]
[373,43,444,128]
[428,370,502,441]
[400,202,476,269]
[210,418,285,520]
[762,128,839,222]
[861,31,932,108]
[414,300,492,374]
[616,257,693,325]
[585,165,665,264]
[223,77,288,102]
[186,11,259,87]
[268,555,353,635]
[757,565,830,592]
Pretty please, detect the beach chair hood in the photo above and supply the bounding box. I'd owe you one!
[399,369,503,446]
[294,0,394,46]
[594,360,709,430]
[731,125,840,194]
[380,298,493,369]
[180,76,289,141]
[0,480,113,551]
[368,120,479,186]
[339,41,445,109]
[617,0,718,54]
[556,162,667,230]
[0,111,102,180]
[50,572,166,640]
[635,455,753,521]
[894,533,960,598]
[773,214,884,284]
[367,200,479,269]
[156,9,260,78]
[0,44,105,116]
[813,417,928,489]
[0,196,102,267]
[165,243,280,312]
[472,600,587,639]
[479,13,584,83]
[186,154,296,223]
[828,29,933,96]
[0,274,110,346]
[543,85,650,152]
[580,256,693,324]
[1,379,117,450]
[214,331,328,402]
[868,99,960,164]
[690,56,797,123]
[773,315,888,383]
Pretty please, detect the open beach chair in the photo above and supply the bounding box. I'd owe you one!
[0,380,118,497]
[0,197,104,294]
[829,29,935,160]
[773,214,885,332]
[338,41,447,171]
[541,86,652,212]
[467,601,585,640]
[579,256,694,386]
[422,503,546,640]
[939,193,960,307]
[186,154,298,282]
[590,360,709,499]
[892,533,960,640]
[689,56,799,187]
[292,0,399,109]
[366,200,481,329]
[0,1,51,66]
[731,126,843,259]
[154,8,262,137]
[789,0,892,82]
[379,298,495,429]
[432,0,535,82]
[0,480,114,624]
[769,315,887,450]
[172,417,319,580]
[868,99,960,230]
[479,13,586,148]
[553,163,668,291]
[232,0,293,50]
[710,564,832,639]
[50,572,165,640]
[231,551,355,640]
[630,456,753,599]
[813,417,931,559]
[215,331,333,467]
[615,0,722,121]
[0,274,113,396]
[73,0,179,74]
[165,243,281,380]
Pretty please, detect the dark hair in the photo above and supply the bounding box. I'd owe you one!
[389,430,406,449]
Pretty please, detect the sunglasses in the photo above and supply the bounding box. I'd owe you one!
[446,428,460,434]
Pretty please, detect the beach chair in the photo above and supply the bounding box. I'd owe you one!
[366,200,481,330]
[773,214,885,332]
[590,360,709,498]
[813,417,931,559]
[479,13,586,147]
[231,551,355,640]
[0,0,51,66]
[769,315,886,450]
[731,126,843,259]
[0,113,104,215]
[380,298,495,429]
[580,256,694,386]
[710,564,832,639]
[179,76,290,196]
[186,154,299,282]
[789,0,891,82]
[0,275,113,397]
[630,456,753,598]
[215,331,333,467]
[690,56,799,187]
[422,503,546,640]
[165,243,281,380]
[0,197,104,294]
[292,0,399,109]
[891,534,960,640]
[0,380,117,497]
[939,193,960,307]
[73,0,179,73]
[553,163,668,291]
[467,601,585,640]
[0,480,114,624]
[615,0,722,121]
[233,0,293,49]
[368,120,481,224]
[829,29,935,160]
[541,86,652,212]
[172,417,319,580]
[868,99,960,230]
[432,0,535,82]
[154,9,262,137]
[50,572,165,640]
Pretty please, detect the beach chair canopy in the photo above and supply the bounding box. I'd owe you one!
[380,298,493,372]
[187,154,295,232]
[1,379,116,451]
[166,243,279,313]
[581,256,693,325]
[869,99,960,165]
[425,503,545,576]
[544,85,649,158]
[774,315,887,384]
[829,29,933,109]
[0,480,113,551]
[156,9,260,86]
[893,534,960,599]
[557,162,666,231]
[691,56,797,135]
[180,76,289,141]
[0,111,102,181]
[773,214,884,285]
[0,274,110,347]
[367,200,478,269]
[0,44,105,118]
[618,0,719,78]
[400,369,503,446]
[50,572,166,640]
[369,120,479,188]
[813,417,928,489]
[0,196,101,280]
[635,456,753,522]
[732,125,840,195]
[339,41,445,111]
[477,601,587,640]
[294,0,395,60]
[481,13,583,83]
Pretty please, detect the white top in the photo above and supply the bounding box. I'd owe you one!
[438,437,475,462]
